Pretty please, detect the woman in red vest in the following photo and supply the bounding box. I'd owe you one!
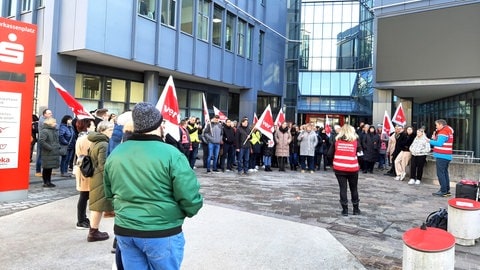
[328,124,363,216]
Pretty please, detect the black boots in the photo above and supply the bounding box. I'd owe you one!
[87,228,109,242]
[341,205,348,216]
[353,204,361,215]
[264,166,272,172]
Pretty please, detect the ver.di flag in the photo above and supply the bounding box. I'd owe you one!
[202,93,210,126]
[274,107,285,127]
[156,76,180,141]
[253,112,258,125]
[325,115,332,136]
[213,105,227,122]
[49,77,93,119]
[392,103,406,126]
[382,110,394,135]
[253,104,274,141]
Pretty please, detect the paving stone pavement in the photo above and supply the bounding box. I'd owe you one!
[1,162,479,269]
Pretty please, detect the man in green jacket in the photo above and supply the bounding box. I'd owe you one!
[104,102,203,270]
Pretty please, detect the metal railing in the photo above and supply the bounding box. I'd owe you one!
[427,150,480,164]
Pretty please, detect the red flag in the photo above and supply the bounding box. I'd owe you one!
[156,76,180,141]
[392,103,406,126]
[202,93,210,126]
[213,106,227,122]
[254,105,274,140]
[382,110,394,135]
[274,108,285,127]
[324,115,332,136]
[49,77,93,119]
[253,112,258,125]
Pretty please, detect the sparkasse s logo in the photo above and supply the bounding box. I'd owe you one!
[0,33,24,64]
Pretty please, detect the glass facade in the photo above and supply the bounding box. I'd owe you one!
[415,91,480,157]
[298,0,374,119]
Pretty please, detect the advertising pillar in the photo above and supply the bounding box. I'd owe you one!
[0,18,37,201]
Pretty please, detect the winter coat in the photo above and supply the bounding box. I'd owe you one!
[104,133,203,236]
[275,127,292,157]
[108,124,124,154]
[409,134,431,156]
[298,130,318,156]
[74,131,92,192]
[289,130,300,154]
[39,124,61,169]
[261,134,275,156]
[361,132,380,162]
[87,132,113,212]
[222,125,236,146]
[59,123,75,150]
[204,122,223,144]
[236,125,252,149]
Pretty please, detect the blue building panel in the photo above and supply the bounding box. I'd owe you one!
[134,21,157,65]
[235,56,246,87]
[177,34,194,74]
[158,27,177,69]
[209,46,223,81]
[194,41,209,78]
[223,52,235,84]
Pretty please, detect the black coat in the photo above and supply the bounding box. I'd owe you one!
[361,132,380,162]
[39,124,60,169]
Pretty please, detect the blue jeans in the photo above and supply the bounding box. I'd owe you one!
[238,147,250,173]
[436,158,451,193]
[289,153,298,168]
[116,233,185,270]
[263,155,272,167]
[60,148,74,174]
[207,143,220,171]
[300,155,314,171]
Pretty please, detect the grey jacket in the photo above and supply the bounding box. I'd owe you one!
[298,130,318,156]
[204,122,223,144]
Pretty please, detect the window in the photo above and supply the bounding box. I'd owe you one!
[181,0,194,34]
[258,31,265,64]
[237,19,246,56]
[37,0,45,8]
[212,5,223,46]
[161,0,176,26]
[197,0,210,41]
[5,0,16,16]
[22,0,32,12]
[225,12,235,51]
[246,24,253,59]
[138,0,156,20]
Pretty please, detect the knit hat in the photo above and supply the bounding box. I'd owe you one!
[132,102,163,133]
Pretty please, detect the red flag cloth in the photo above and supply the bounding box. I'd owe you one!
[382,110,394,135]
[49,77,93,119]
[213,106,227,122]
[253,112,258,125]
[254,105,274,141]
[202,93,210,126]
[156,76,180,141]
[324,115,332,136]
[274,108,285,127]
[392,103,406,126]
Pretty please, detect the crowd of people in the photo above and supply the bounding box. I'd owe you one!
[30,104,455,268]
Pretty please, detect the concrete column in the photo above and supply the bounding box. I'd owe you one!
[143,71,159,103]
[372,89,392,126]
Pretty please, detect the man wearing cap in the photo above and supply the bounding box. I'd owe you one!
[104,102,203,269]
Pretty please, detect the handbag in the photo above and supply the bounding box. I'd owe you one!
[80,155,94,177]
[59,144,68,156]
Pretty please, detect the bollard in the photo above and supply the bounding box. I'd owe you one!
[402,226,455,270]
[447,198,480,246]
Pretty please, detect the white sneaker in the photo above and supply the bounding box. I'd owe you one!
[394,176,401,181]
[415,180,421,185]
[400,172,406,181]
[408,179,415,185]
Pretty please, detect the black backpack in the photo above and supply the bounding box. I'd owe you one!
[425,208,448,230]
[79,155,94,177]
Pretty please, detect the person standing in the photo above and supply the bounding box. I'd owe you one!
[394,126,415,181]
[74,118,96,229]
[298,123,318,173]
[86,120,114,242]
[289,125,300,171]
[221,119,236,172]
[59,115,75,177]
[104,102,203,269]
[38,117,61,187]
[235,118,251,175]
[35,109,53,176]
[408,127,431,185]
[30,114,39,163]
[203,115,223,172]
[275,122,292,172]
[187,116,201,169]
[427,119,454,197]
[385,125,403,176]
[361,126,380,173]
[327,124,362,216]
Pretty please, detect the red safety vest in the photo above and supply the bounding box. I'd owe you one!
[333,140,359,172]
[433,125,454,155]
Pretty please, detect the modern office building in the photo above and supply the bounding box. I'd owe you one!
[297,0,374,127]
[373,0,480,156]
[1,0,290,122]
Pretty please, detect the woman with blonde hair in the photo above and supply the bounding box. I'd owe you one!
[86,120,114,242]
[328,124,362,216]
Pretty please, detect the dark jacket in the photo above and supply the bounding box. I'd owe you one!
[236,125,252,149]
[59,123,75,150]
[361,132,380,162]
[222,125,236,146]
[39,124,61,169]
[108,124,124,154]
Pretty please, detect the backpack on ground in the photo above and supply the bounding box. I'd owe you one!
[425,208,448,230]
